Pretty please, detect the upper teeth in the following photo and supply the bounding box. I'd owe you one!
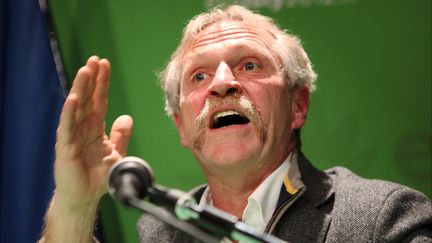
[214,110,240,120]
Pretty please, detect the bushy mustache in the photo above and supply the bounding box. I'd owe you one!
[191,95,266,149]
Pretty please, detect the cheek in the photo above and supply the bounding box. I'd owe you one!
[179,102,195,129]
[248,81,290,117]
[269,93,291,123]
[179,92,205,126]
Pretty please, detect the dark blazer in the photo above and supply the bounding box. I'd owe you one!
[137,154,432,242]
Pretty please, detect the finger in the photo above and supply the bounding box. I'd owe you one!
[57,93,79,146]
[93,59,111,118]
[69,67,91,123]
[85,56,99,99]
[80,56,99,118]
[86,56,100,82]
[109,115,133,157]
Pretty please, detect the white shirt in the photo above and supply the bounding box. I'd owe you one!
[198,151,304,234]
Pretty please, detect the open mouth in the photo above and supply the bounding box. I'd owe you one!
[211,110,250,129]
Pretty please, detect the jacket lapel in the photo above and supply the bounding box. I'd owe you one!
[271,152,335,242]
[297,152,334,208]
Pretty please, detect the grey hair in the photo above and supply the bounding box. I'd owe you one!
[159,5,317,118]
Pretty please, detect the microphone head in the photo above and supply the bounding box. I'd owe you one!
[108,156,154,202]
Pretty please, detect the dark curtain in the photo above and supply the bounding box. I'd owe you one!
[0,0,64,241]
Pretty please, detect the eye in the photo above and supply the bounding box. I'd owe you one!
[194,73,207,82]
[244,62,258,71]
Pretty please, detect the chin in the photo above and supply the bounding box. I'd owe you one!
[196,140,262,169]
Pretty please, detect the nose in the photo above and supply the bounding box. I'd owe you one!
[207,62,242,97]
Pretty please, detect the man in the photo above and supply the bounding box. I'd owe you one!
[40,5,431,243]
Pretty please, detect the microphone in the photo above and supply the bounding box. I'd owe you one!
[107,156,193,211]
[107,156,154,204]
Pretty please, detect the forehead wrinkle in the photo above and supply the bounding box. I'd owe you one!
[184,24,274,58]
[192,26,268,45]
[190,33,270,53]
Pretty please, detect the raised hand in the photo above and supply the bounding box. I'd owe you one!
[40,56,133,242]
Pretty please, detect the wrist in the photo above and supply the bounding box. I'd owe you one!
[52,192,100,216]
[41,193,100,243]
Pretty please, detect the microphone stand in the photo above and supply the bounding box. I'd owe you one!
[126,184,287,243]
[127,196,220,243]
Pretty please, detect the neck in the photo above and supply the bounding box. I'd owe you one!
[205,171,264,219]
[204,152,289,219]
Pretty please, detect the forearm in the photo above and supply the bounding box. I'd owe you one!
[39,193,99,243]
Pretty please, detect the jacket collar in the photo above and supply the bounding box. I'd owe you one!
[296,151,334,208]
[269,151,334,242]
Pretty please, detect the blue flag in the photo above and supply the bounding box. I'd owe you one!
[0,0,64,242]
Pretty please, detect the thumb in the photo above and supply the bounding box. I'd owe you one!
[110,115,133,157]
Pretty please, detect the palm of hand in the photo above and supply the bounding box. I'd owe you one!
[54,57,132,207]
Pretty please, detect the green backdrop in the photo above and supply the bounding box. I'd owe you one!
[49,0,431,242]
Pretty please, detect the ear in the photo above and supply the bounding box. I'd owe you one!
[173,112,189,147]
[291,86,310,130]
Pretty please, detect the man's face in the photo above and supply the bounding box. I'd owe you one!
[174,21,308,172]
